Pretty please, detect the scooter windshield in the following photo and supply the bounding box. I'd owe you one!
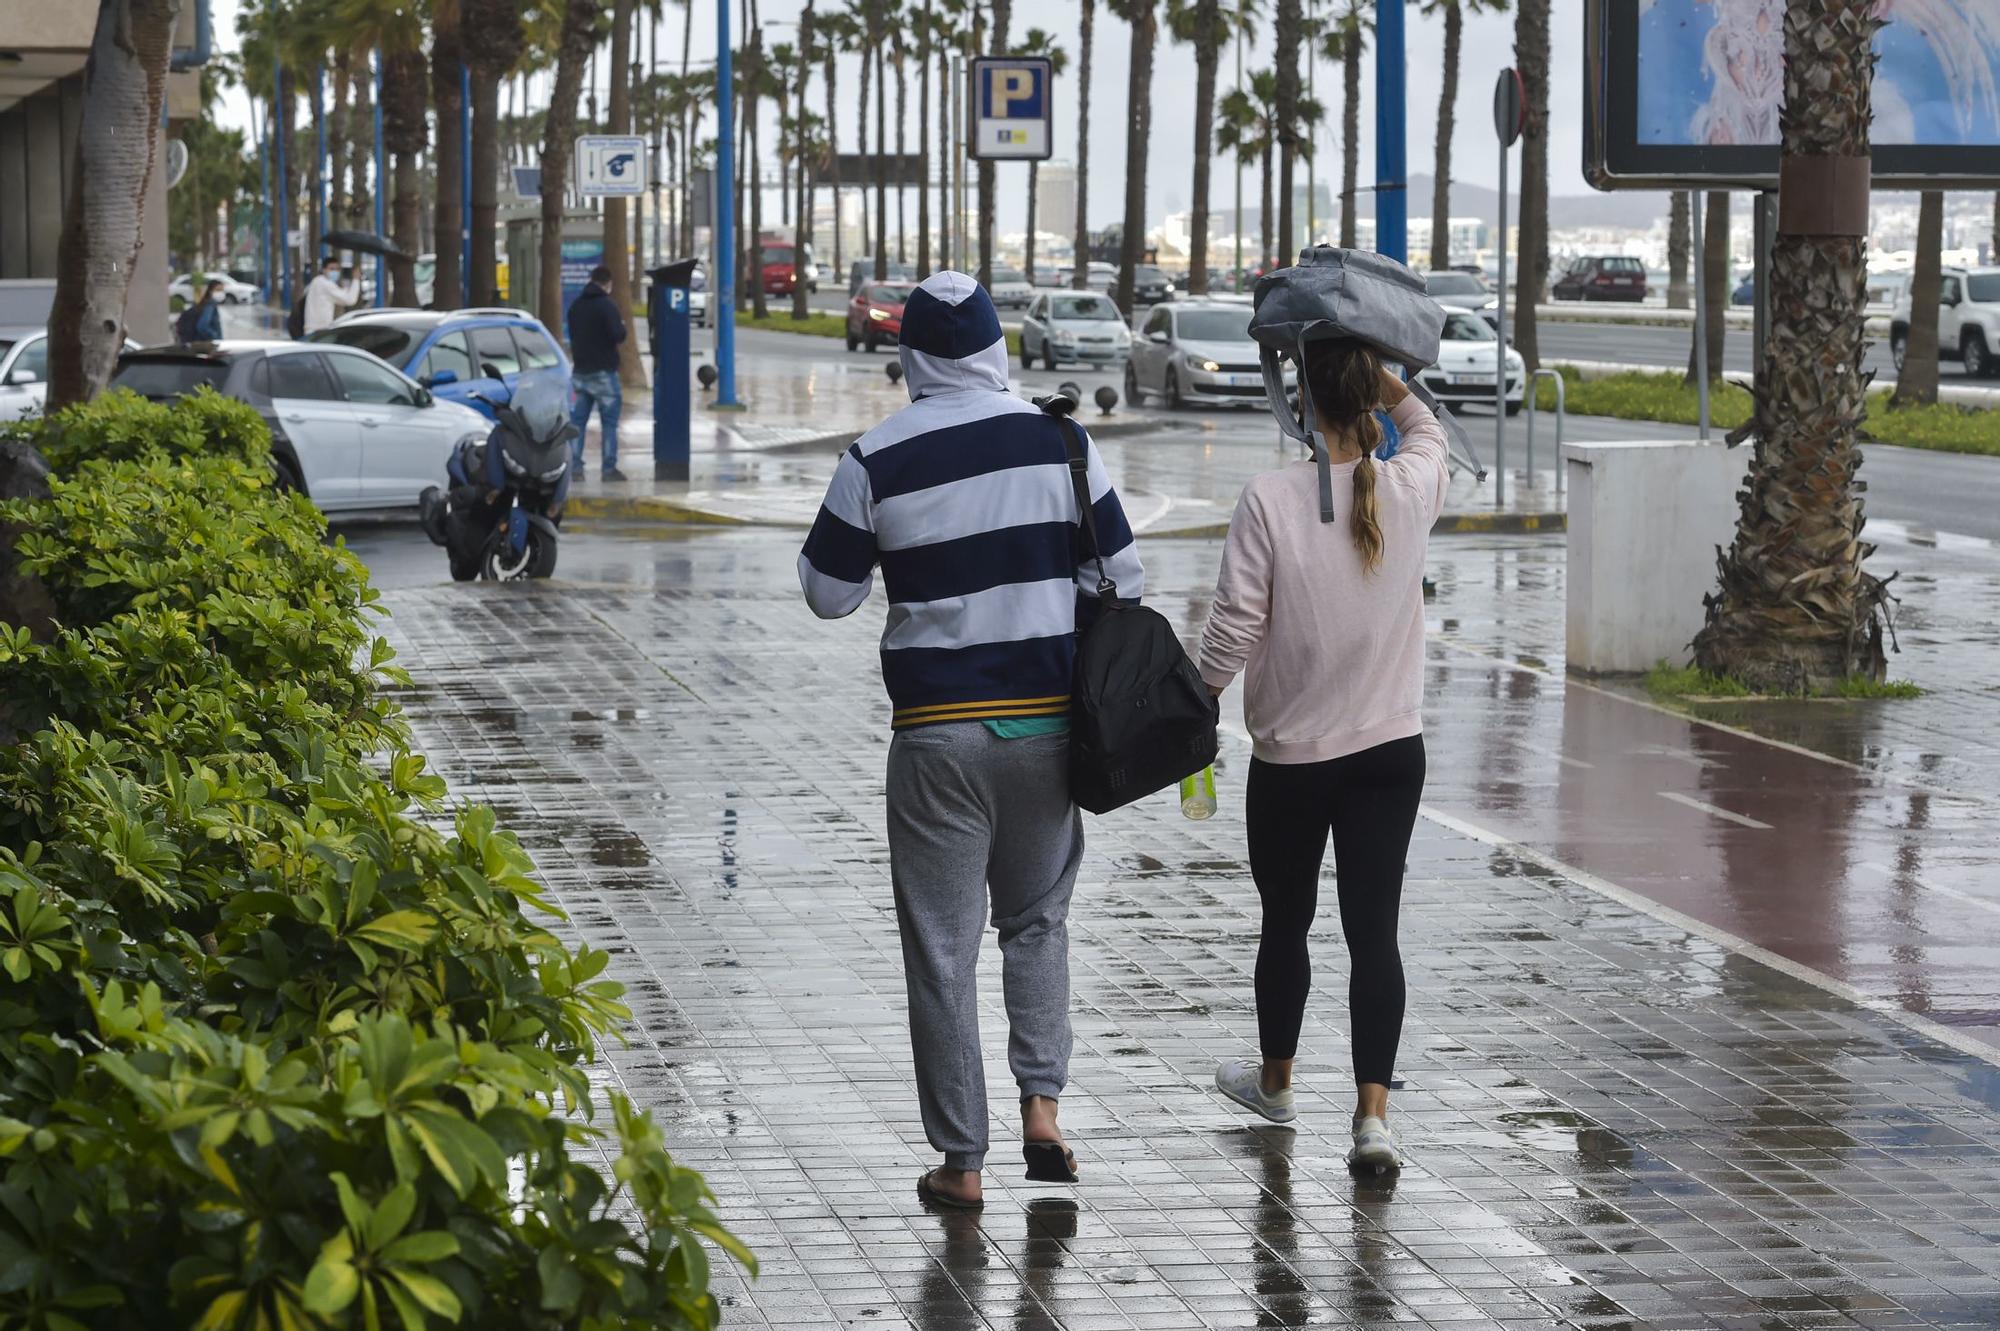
[508,369,574,447]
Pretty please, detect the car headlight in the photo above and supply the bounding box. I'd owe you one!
[869,308,891,321]
[1054,330,1076,343]
[1197,359,1221,373]
[1506,351,1525,370]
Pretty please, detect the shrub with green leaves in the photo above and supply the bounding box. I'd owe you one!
[0,389,750,1329]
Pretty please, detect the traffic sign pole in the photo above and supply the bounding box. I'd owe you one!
[1374,1,1406,263]
[1493,69,1524,507]
[712,0,742,408]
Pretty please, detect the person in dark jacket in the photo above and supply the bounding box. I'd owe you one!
[176,280,225,345]
[566,266,629,480]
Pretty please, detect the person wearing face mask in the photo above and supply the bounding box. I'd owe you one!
[302,257,360,336]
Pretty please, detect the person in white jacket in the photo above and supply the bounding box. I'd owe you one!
[302,258,360,335]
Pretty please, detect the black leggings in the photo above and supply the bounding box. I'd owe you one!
[1245,734,1425,1086]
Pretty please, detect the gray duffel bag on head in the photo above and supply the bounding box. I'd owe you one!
[1250,246,1485,522]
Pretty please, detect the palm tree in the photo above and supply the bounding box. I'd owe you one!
[1012,29,1068,284]
[819,8,854,276]
[978,0,1014,287]
[604,0,646,383]
[1273,0,1301,261]
[48,0,180,411]
[1216,71,1276,273]
[1322,2,1369,249]
[1420,0,1503,271]
[343,0,425,304]
[890,4,909,264]
[465,0,525,304]
[913,0,931,271]
[793,1,819,318]
[1692,0,1889,692]
[1072,0,1095,287]
[1511,0,1548,370]
[1109,0,1157,314]
[1892,190,1944,406]
[538,0,599,329]
[1167,0,1229,295]
[1667,190,1691,308]
[845,0,874,266]
[430,0,466,309]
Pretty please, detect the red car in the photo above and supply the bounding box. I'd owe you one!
[846,282,914,353]
[760,242,819,296]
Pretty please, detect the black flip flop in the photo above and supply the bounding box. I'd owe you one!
[1023,1141,1079,1184]
[917,1170,984,1211]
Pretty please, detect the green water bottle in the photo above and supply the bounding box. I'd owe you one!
[1179,765,1217,820]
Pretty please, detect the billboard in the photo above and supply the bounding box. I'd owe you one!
[1585,0,2000,189]
[969,57,1053,161]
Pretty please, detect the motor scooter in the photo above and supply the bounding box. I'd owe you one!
[419,370,574,580]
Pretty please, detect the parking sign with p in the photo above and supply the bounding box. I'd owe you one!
[969,57,1052,160]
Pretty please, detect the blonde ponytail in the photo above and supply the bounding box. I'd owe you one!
[1351,453,1384,573]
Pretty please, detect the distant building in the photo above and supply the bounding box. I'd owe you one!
[1037,163,1077,242]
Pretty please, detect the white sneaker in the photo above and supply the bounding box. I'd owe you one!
[1347,1115,1402,1172]
[1214,1059,1297,1124]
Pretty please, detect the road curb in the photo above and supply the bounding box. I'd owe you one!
[571,499,1568,535]
[565,495,759,525]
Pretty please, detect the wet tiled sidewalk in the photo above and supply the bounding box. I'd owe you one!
[375,531,2000,1329]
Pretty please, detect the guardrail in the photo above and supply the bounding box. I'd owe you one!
[1526,367,1567,497]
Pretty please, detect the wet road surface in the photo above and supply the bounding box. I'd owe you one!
[354,521,2000,1329]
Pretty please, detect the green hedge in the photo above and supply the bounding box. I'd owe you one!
[1531,366,2000,456]
[0,389,750,1329]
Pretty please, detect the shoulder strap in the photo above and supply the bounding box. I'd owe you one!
[1038,396,1115,599]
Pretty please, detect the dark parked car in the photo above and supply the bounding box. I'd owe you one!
[1132,264,1176,304]
[1552,255,1649,303]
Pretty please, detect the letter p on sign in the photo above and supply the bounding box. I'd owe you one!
[994,69,1034,115]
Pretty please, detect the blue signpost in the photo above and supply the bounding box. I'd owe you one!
[1374,0,1407,262]
[460,64,472,297]
[711,0,742,408]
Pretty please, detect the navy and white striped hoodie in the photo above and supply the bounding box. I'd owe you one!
[798,271,1145,730]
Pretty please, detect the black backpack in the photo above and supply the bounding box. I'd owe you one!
[1045,398,1218,814]
[174,304,201,345]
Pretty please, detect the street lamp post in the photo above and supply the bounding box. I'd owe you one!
[1374,0,1406,262]
[712,0,743,407]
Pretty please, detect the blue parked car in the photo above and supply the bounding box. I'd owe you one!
[309,307,569,421]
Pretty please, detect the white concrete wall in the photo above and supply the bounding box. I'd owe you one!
[1563,440,1753,675]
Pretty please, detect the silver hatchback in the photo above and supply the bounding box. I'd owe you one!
[1125,301,1284,409]
[1020,292,1132,370]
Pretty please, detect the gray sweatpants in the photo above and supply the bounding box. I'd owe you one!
[885,722,1084,1171]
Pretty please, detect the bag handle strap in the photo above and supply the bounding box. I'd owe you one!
[1036,394,1116,599]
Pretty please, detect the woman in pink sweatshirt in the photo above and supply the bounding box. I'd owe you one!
[1198,340,1449,1172]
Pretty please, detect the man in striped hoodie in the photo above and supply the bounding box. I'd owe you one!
[799,270,1143,1209]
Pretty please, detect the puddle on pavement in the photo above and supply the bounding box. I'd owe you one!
[584,826,653,867]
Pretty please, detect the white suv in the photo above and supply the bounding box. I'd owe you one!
[1891,266,2000,378]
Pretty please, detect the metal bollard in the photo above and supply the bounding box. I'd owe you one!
[1526,367,1567,497]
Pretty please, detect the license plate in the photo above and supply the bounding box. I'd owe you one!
[1230,374,1260,387]
[1451,373,1495,386]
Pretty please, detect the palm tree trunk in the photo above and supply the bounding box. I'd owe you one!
[1026,160,1039,281]
[431,15,465,310]
[750,19,770,321]
[1259,136,1272,270]
[1189,16,1217,295]
[469,73,500,303]
[1686,190,1727,385]
[1512,0,1549,371]
[1428,1,1460,271]
[1073,0,1093,286]
[1892,189,1944,407]
[1115,0,1156,315]
[679,0,695,253]
[540,0,597,329]
[349,80,370,236]
[826,51,842,276]
[895,45,907,264]
[1340,29,1358,248]
[385,49,426,306]
[857,34,872,265]
[938,37,951,269]
[1667,190,1691,309]
[49,0,179,412]
[331,51,351,227]
[794,3,815,319]
[605,0,644,385]
[1692,0,1887,692]
[874,39,888,279]
[918,1,931,272]
[978,0,1012,287]
[1274,0,1299,261]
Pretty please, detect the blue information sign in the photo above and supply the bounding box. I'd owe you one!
[969,57,1053,161]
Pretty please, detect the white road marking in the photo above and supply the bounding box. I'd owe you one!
[1857,860,2000,920]
[1655,791,1772,830]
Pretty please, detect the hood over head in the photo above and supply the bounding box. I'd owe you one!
[896,271,1009,400]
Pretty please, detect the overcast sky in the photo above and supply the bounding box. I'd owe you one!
[209,0,1594,233]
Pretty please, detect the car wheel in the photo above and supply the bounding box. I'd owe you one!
[865,331,878,353]
[1891,328,1908,373]
[1964,329,1992,378]
[1044,346,1059,371]
[1505,400,1523,418]
[270,456,303,496]
[1124,360,1143,404]
[846,327,859,352]
[1022,338,1035,370]
[1166,367,1185,411]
